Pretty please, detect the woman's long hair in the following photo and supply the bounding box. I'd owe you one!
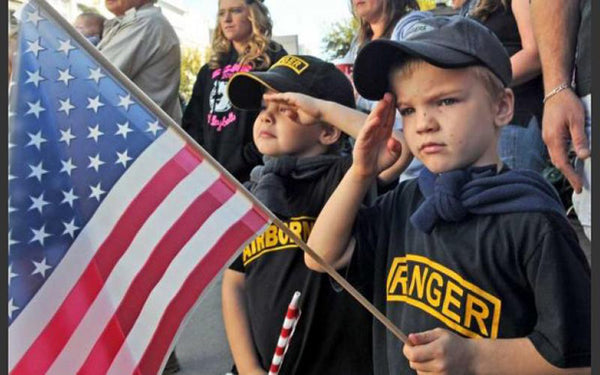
[468,0,509,21]
[353,0,420,48]
[209,0,279,70]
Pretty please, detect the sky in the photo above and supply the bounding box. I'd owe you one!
[182,0,353,58]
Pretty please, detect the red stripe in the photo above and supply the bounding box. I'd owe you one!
[270,364,280,373]
[79,177,233,375]
[275,346,285,356]
[136,209,267,375]
[281,329,291,339]
[10,148,199,375]
[285,309,298,319]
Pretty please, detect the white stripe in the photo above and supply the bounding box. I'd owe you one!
[272,355,283,365]
[277,336,289,348]
[282,316,296,329]
[45,162,220,375]
[107,192,252,375]
[8,129,185,370]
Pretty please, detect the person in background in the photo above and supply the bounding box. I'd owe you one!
[454,0,548,173]
[74,12,106,46]
[345,0,425,182]
[98,0,182,124]
[181,0,286,183]
[531,0,591,241]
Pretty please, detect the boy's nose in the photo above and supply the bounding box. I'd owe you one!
[415,111,439,134]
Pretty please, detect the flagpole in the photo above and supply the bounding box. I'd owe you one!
[268,291,301,375]
[33,0,409,345]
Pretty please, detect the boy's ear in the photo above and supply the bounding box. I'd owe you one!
[493,88,515,128]
[319,124,342,146]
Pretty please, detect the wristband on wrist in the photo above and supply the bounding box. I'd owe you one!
[543,83,572,104]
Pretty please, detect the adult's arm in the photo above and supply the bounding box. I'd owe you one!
[222,269,266,375]
[530,0,589,192]
[509,0,541,86]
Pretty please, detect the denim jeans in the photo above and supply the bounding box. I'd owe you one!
[497,116,549,173]
[572,94,592,241]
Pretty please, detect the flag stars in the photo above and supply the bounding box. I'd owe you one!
[62,219,80,238]
[8,198,17,214]
[8,264,18,287]
[88,153,105,172]
[115,150,133,168]
[88,67,105,84]
[61,188,79,207]
[26,130,47,150]
[25,9,44,25]
[25,38,45,57]
[115,121,133,139]
[87,95,105,113]
[31,257,52,278]
[89,183,106,201]
[58,97,76,116]
[60,158,77,176]
[57,67,75,86]
[8,230,19,249]
[87,124,104,142]
[146,120,162,136]
[59,128,76,146]
[117,94,135,111]
[28,161,49,182]
[25,69,46,87]
[29,193,50,214]
[57,38,76,56]
[8,299,19,319]
[25,100,46,119]
[30,224,51,246]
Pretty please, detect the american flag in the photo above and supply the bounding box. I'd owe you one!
[8,1,270,374]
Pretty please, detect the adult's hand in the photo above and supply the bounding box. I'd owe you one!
[542,89,589,193]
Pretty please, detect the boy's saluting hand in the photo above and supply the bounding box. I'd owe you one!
[352,93,403,180]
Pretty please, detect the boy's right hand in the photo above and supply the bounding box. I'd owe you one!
[263,92,323,126]
[351,93,403,180]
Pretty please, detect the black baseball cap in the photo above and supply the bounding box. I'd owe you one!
[353,15,512,100]
[227,55,355,110]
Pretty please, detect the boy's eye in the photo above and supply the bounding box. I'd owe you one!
[399,107,414,116]
[438,98,458,106]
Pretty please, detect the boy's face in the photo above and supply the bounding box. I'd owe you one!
[253,90,327,158]
[74,16,101,38]
[393,62,506,173]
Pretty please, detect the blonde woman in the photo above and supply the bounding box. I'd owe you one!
[182,0,286,182]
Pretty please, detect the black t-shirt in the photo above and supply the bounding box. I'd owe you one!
[575,0,590,96]
[229,156,374,375]
[351,179,591,374]
[181,44,287,182]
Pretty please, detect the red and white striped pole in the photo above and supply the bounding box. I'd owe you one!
[268,291,301,375]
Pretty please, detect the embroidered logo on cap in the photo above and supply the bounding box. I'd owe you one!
[272,55,310,75]
[406,23,436,39]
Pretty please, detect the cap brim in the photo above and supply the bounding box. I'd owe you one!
[353,39,480,100]
[227,71,308,110]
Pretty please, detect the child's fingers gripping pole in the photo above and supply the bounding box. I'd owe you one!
[268,291,302,375]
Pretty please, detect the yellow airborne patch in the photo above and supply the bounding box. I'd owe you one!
[386,254,502,338]
[272,56,310,75]
[242,216,315,266]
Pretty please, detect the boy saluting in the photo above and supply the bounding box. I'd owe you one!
[297,16,590,375]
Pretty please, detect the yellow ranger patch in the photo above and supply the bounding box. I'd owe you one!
[386,254,502,338]
[272,56,310,75]
[242,216,315,266]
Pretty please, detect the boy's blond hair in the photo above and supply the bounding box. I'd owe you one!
[391,58,505,101]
